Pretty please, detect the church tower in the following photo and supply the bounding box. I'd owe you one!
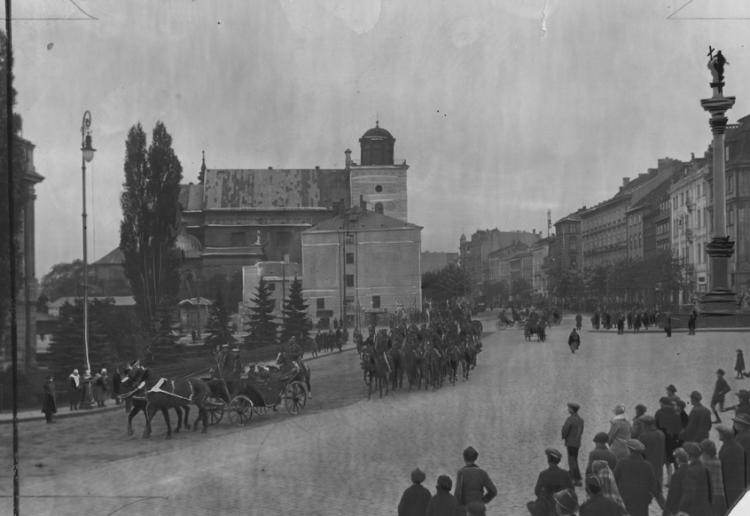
[349,121,409,221]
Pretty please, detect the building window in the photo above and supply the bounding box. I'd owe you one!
[346,252,354,264]
[345,274,354,287]
[230,231,245,246]
[374,202,384,214]
[728,207,735,226]
[727,173,734,195]
[372,295,381,309]
[316,298,325,310]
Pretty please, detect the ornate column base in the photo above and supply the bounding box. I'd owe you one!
[700,236,737,315]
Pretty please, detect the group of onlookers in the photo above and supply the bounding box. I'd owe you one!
[66,367,123,410]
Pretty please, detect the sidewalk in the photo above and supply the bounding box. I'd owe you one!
[0,340,358,425]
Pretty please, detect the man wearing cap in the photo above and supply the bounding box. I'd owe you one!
[426,475,461,516]
[636,415,665,486]
[561,402,584,486]
[552,488,578,516]
[728,389,750,418]
[613,439,665,516]
[679,391,712,443]
[579,476,621,516]
[655,396,681,484]
[677,442,712,515]
[527,448,573,516]
[665,384,680,406]
[717,424,747,508]
[586,432,617,475]
[398,468,431,516]
[454,446,497,515]
[664,448,690,516]
[710,369,732,424]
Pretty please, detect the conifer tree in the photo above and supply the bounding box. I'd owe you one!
[244,278,277,348]
[279,278,312,345]
[205,288,235,349]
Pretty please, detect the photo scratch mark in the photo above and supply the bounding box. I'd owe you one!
[667,0,750,20]
[2,0,98,21]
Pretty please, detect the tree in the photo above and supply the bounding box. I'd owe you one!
[421,264,472,303]
[148,306,180,363]
[120,122,183,335]
[40,260,85,300]
[0,30,28,348]
[279,278,311,345]
[244,278,278,348]
[204,288,235,349]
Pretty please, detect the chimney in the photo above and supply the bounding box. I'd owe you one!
[622,177,630,187]
[691,152,695,161]
[345,149,352,168]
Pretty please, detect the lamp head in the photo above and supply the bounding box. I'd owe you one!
[82,133,96,162]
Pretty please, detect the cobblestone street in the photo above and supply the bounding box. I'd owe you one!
[2,316,745,515]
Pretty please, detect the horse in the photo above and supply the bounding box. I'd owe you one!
[446,343,460,385]
[121,362,211,439]
[360,347,390,399]
[118,368,188,438]
[388,345,404,391]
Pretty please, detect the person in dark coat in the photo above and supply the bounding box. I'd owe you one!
[637,415,665,487]
[676,399,690,431]
[630,404,647,438]
[735,349,747,379]
[575,313,582,331]
[729,389,750,419]
[678,442,713,516]
[716,424,746,508]
[679,391,712,443]
[552,488,578,516]
[733,413,750,484]
[41,375,57,423]
[561,403,584,486]
[699,438,727,516]
[687,309,697,335]
[454,446,497,514]
[426,475,461,516]
[579,476,621,516]
[398,468,431,516]
[663,447,689,516]
[663,313,672,337]
[527,448,574,516]
[613,439,665,516]
[711,369,732,424]
[586,432,617,475]
[655,396,681,484]
[567,329,580,354]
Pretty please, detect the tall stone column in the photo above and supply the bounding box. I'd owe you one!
[701,48,736,313]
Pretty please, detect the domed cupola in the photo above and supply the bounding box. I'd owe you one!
[359,120,395,166]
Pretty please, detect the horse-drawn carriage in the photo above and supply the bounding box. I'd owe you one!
[203,360,309,426]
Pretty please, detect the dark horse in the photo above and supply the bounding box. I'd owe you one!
[361,347,391,399]
[119,367,188,438]
[122,362,211,439]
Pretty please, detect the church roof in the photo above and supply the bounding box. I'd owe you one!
[361,122,394,140]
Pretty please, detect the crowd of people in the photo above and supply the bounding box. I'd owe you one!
[589,308,701,337]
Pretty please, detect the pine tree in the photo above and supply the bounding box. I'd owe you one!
[204,288,235,349]
[244,278,277,348]
[279,278,312,345]
[120,122,182,337]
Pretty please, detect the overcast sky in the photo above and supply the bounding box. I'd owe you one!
[7,0,750,278]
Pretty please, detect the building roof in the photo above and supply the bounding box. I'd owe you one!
[361,121,394,141]
[178,297,213,306]
[93,247,124,265]
[307,207,421,232]
[48,296,136,308]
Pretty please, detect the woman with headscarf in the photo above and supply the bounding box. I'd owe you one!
[591,460,629,515]
[608,404,632,461]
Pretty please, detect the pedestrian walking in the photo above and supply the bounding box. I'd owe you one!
[663,313,672,337]
[655,396,681,485]
[613,439,665,516]
[527,448,574,516]
[579,476,621,516]
[735,349,747,379]
[454,446,497,514]
[552,488,578,516]
[711,369,731,423]
[585,432,617,475]
[687,309,697,335]
[567,328,580,354]
[68,368,80,411]
[589,460,628,514]
[680,391,712,443]
[637,415,665,485]
[425,475,461,516]
[561,403,584,486]
[608,404,631,461]
[699,438,727,516]
[631,404,647,438]
[398,468,431,516]
[663,447,689,516]
[679,442,713,516]
[716,424,746,508]
[575,313,582,331]
[41,375,57,423]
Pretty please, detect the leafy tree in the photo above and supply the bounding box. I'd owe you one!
[204,289,235,349]
[40,260,85,300]
[279,278,311,344]
[120,122,183,335]
[421,264,472,303]
[0,30,28,350]
[510,278,533,306]
[244,278,278,348]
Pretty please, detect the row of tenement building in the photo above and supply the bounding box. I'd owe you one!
[460,114,750,306]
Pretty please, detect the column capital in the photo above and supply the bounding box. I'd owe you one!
[701,96,736,134]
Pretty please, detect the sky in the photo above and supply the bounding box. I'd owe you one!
[6,0,750,278]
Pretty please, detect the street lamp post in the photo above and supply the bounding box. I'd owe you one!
[80,111,96,408]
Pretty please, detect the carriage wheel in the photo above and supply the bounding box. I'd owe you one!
[283,381,307,415]
[228,395,254,426]
[208,404,224,425]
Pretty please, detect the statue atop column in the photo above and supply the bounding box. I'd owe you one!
[707,46,728,94]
